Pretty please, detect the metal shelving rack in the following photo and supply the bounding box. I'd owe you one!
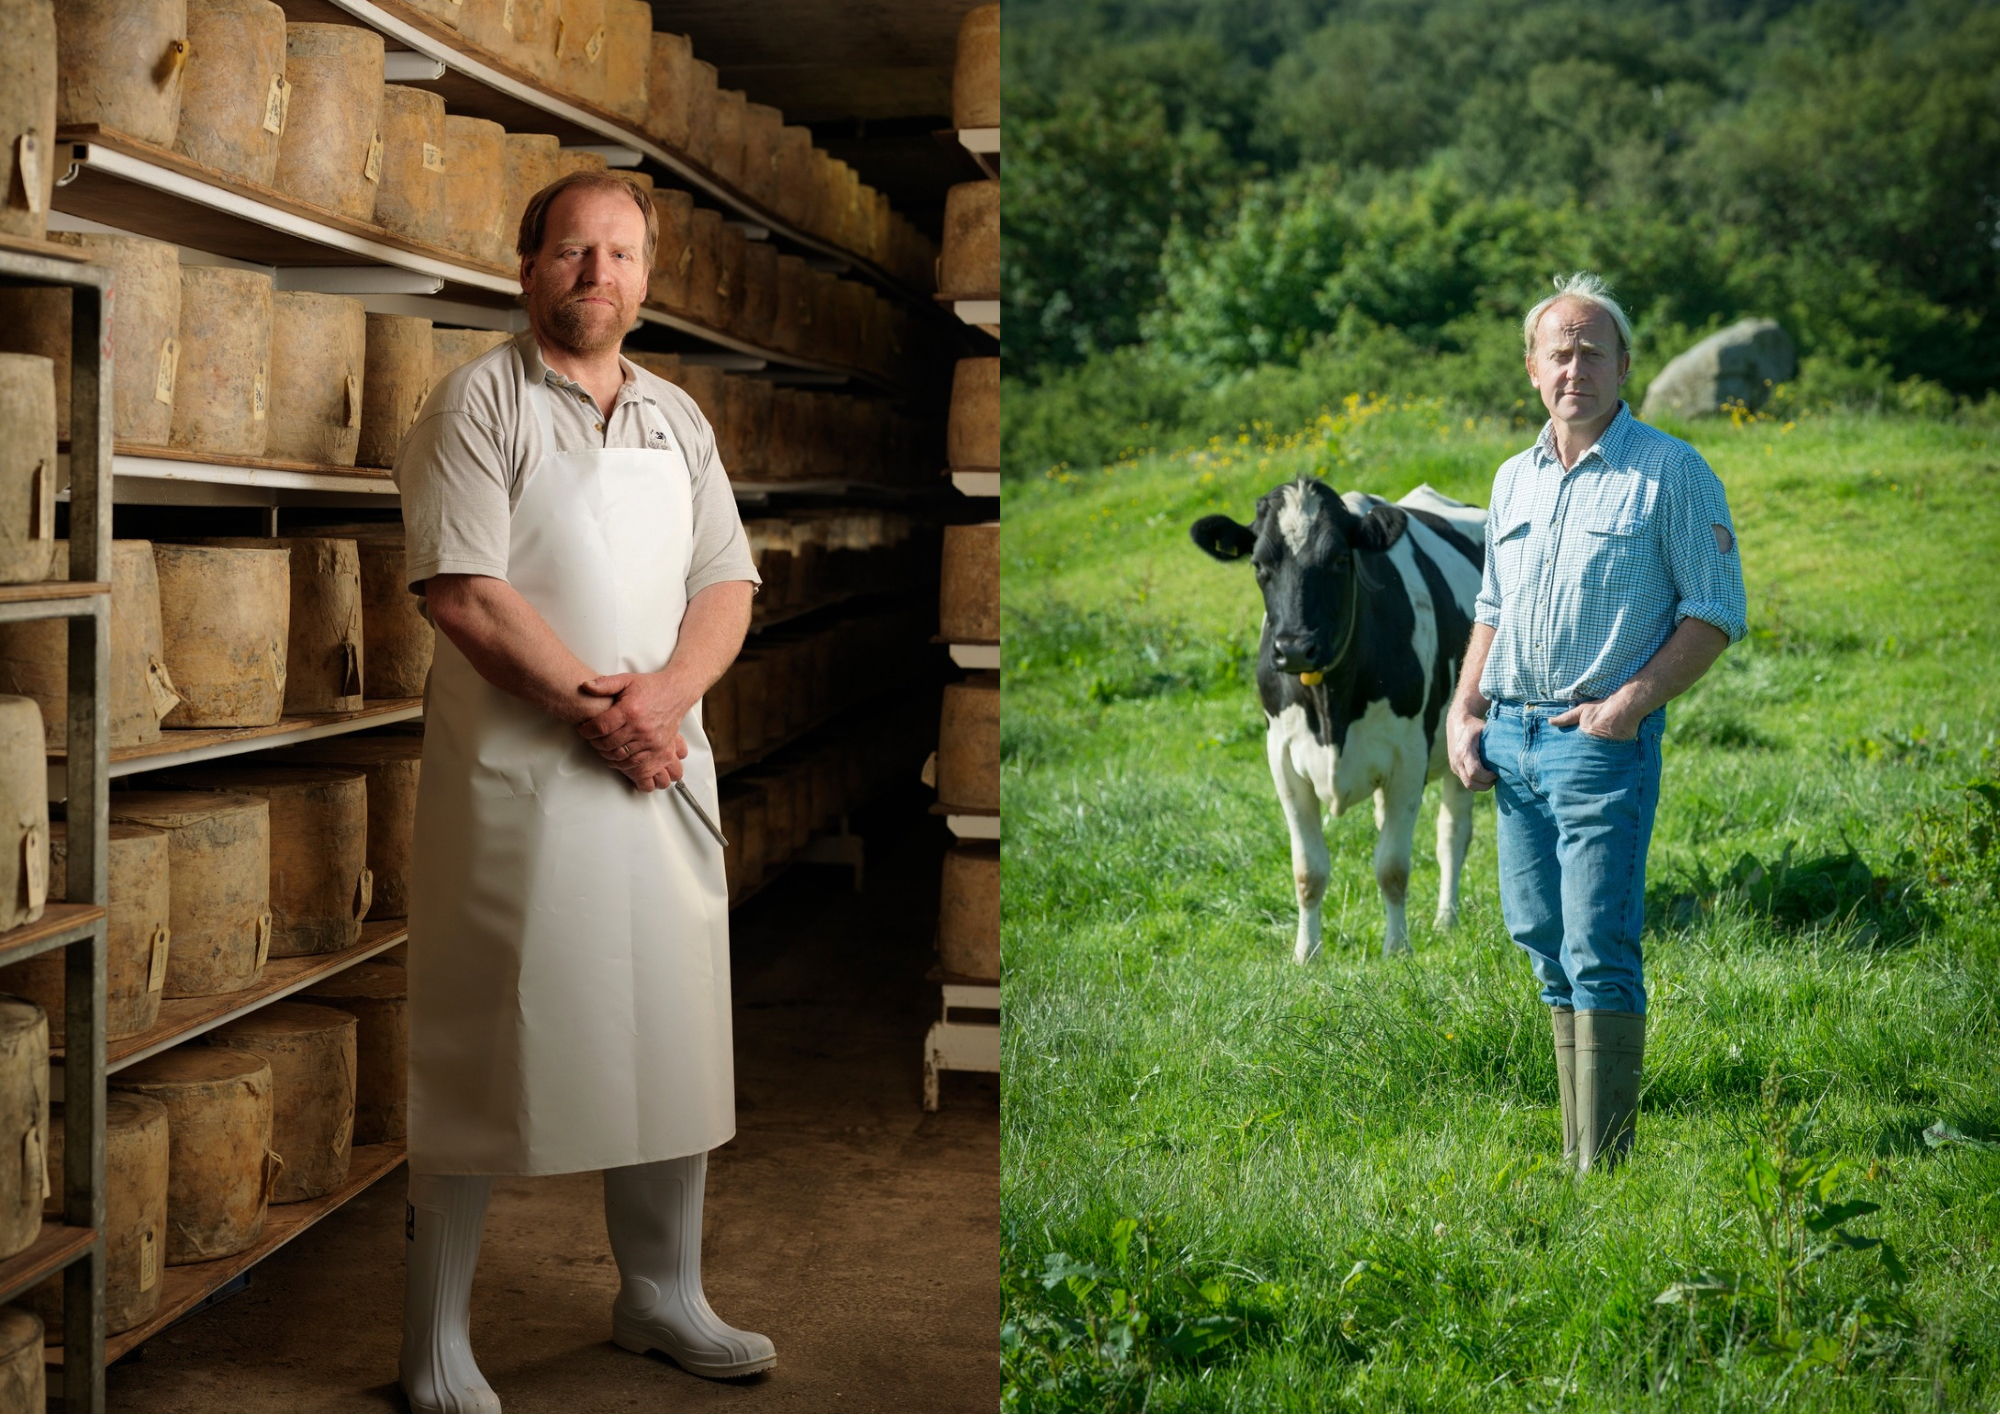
[0,238,114,1411]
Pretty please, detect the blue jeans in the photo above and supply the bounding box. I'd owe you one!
[1479,701,1666,1014]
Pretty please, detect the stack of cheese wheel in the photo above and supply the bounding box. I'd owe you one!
[601,0,650,124]
[266,293,367,467]
[555,0,608,109]
[298,523,430,699]
[684,58,717,168]
[711,88,745,190]
[503,133,559,250]
[648,188,694,313]
[208,1002,356,1202]
[939,841,999,982]
[151,765,369,958]
[0,354,55,587]
[949,358,1000,472]
[0,997,48,1261]
[941,523,1000,646]
[108,792,270,998]
[741,102,782,210]
[0,1308,39,1413]
[645,33,693,150]
[939,181,1001,300]
[271,732,420,921]
[115,1046,275,1263]
[375,84,448,248]
[433,328,512,387]
[936,674,999,813]
[272,24,385,223]
[0,696,47,934]
[198,536,362,713]
[172,265,272,458]
[687,208,723,328]
[53,0,189,147]
[0,541,179,751]
[303,958,406,1143]
[359,312,433,468]
[444,116,508,267]
[954,4,1000,131]
[0,820,173,1044]
[37,1093,170,1338]
[0,1,55,243]
[173,0,287,186]
[153,543,289,727]
[0,231,181,446]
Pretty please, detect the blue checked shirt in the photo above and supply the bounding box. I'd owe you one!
[1474,402,1747,703]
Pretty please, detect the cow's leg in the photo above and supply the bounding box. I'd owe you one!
[1434,770,1474,929]
[1372,771,1425,956]
[1267,726,1330,964]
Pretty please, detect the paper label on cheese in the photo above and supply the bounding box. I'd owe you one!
[16,133,40,214]
[502,0,515,34]
[148,925,170,992]
[146,656,180,722]
[29,459,51,541]
[585,26,604,61]
[154,336,179,404]
[677,247,692,274]
[263,74,290,135]
[22,824,44,912]
[140,1227,159,1290]
[364,132,383,183]
[553,15,566,57]
[22,1125,44,1202]
[255,912,272,968]
[422,142,444,173]
[252,364,268,420]
[344,372,361,427]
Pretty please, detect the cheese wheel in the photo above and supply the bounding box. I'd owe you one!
[114,1046,274,1263]
[645,32,693,150]
[0,355,54,586]
[0,697,46,935]
[554,0,606,108]
[174,0,286,185]
[0,0,57,241]
[0,1306,40,1412]
[936,675,999,810]
[357,312,432,469]
[948,357,1000,470]
[266,292,367,467]
[38,1093,170,1336]
[375,83,448,248]
[207,1002,356,1202]
[270,732,419,921]
[302,959,405,1144]
[940,523,999,643]
[108,791,270,998]
[710,87,745,190]
[170,265,272,458]
[153,543,289,727]
[647,187,693,313]
[0,997,48,1261]
[503,132,560,260]
[54,0,189,147]
[939,180,1000,297]
[443,114,508,267]
[684,57,717,169]
[601,0,650,125]
[939,842,999,981]
[952,4,1000,130]
[272,22,386,223]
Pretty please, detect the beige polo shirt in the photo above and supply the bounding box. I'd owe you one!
[395,328,760,600]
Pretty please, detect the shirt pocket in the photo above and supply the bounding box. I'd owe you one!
[1577,491,1655,593]
[1492,518,1535,597]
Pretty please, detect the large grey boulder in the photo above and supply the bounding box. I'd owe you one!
[1640,318,1798,420]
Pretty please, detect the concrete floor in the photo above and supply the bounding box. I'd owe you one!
[104,800,999,1413]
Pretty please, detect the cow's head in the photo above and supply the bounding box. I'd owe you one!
[1190,479,1404,675]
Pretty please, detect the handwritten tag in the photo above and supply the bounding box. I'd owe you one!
[553,15,566,57]
[344,372,361,427]
[20,1126,43,1202]
[502,0,515,34]
[262,73,290,135]
[364,132,383,183]
[140,1228,159,1291]
[677,247,692,275]
[146,656,180,723]
[29,459,51,542]
[255,912,272,968]
[422,142,444,173]
[154,335,178,404]
[16,132,40,214]
[148,925,170,992]
[22,824,44,912]
[584,26,604,61]
[252,363,267,421]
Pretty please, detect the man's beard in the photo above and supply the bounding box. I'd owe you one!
[540,289,630,354]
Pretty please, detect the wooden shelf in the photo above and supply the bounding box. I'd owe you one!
[309,0,940,313]
[949,470,1000,498]
[53,919,409,1073]
[0,1224,96,1307]
[0,582,105,605]
[49,1143,407,1367]
[47,700,424,780]
[0,905,107,971]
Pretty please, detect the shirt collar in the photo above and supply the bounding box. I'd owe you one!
[518,329,650,408]
[1533,400,1634,471]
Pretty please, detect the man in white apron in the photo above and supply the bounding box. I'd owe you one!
[392,172,769,1412]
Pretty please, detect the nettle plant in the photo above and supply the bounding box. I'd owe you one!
[1657,1067,1911,1376]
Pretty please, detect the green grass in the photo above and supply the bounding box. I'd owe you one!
[1000,396,2000,1411]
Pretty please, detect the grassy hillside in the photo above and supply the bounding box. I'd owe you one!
[1000,400,2000,1411]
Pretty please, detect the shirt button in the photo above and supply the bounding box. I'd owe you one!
[595,422,604,432]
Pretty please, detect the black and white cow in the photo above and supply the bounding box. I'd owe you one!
[1192,481,1487,961]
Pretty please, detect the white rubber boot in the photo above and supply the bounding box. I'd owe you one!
[603,1153,777,1379]
[400,1173,503,1414]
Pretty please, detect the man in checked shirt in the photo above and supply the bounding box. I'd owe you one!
[1446,272,1747,1174]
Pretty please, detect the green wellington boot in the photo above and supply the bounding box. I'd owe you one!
[1575,1010,1646,1174]
[1550,1006,1577,1164]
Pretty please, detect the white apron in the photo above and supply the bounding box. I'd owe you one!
[406,383,735,1176]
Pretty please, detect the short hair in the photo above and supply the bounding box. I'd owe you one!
[1523,272,1634,359]
[515,171,658,267]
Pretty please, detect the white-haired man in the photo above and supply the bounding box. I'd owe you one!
[1446,273,1747,1172]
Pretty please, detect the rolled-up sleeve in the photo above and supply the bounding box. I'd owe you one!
[676,401,762,601]
[1473,494,1504,627]
[395,409,513,592]
[1662,453,1748,643]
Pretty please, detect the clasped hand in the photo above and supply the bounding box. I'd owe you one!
[577,671,690,792]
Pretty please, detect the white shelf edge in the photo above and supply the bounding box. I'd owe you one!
[110,454,403,496]
[957,128,1000,156]
[946,813,999,841]
[941,980,999,1008]
[951,300,999,327]
[93,703,424,782]
[70,142,518,297]
[948,643,999,670]
[950,470,999,497]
